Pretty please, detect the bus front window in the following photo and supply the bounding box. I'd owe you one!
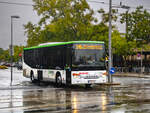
[72,44,105,70]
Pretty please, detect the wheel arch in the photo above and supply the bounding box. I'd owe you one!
[56,71,61,78]
[30,70,34,76]
[55,71,62,87]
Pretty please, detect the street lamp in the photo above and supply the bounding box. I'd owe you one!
[10,15,20,86]
[108,0,112,83]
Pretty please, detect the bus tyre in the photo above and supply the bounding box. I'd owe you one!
[56,74,62,87]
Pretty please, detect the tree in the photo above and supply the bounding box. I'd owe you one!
[24,0,95,46]
[0,46,24,63]
[120,6,150,45]
[0,48,10,62]
[112,31,136,56]
[98,8,118,24]
[0,48,3,54]
[0,49,10,62]
[13,46,24,62]
[0,48,4,62]
[24,22,41,47]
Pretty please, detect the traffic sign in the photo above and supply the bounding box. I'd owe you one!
[137,53,141,60]
[109,67,116,74]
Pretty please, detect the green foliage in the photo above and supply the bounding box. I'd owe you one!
[0,46,23,62]
[0,48,3,54]
[98,8,118,24]
[24,0,95,46]
[13,46,24,62]
[0,49,10,62]
[120,6,150,46]
[24,22,41,47]
[89,23,108,45]
[112,31,136,56]
[0,48,5,61]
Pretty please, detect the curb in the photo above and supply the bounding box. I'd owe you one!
[113,73,150,78]
[97,83,121,86]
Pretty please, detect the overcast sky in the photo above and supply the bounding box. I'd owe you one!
[0,0,150,49]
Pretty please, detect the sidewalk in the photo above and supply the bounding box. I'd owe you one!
[113,72,150,78]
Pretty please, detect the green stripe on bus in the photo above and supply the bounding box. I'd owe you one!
[24,41,104,50]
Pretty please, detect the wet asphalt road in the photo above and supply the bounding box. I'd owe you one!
[1,68,150,113]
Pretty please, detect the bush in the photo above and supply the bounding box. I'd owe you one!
[0,65,8,69]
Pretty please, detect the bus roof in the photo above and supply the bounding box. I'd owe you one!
[24,41,104,50]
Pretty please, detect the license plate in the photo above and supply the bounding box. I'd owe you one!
[88,80,95,83]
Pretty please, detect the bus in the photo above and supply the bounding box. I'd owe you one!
[23,41,107,87]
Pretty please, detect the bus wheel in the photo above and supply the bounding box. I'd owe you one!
[85,84,92,88]
[56,74,62,87]
[30,72,35,83]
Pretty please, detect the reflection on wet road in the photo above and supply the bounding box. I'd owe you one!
[1,69,150,113]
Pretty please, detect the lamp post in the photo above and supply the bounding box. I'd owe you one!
[108,0,112,83]
[10,15,20,86]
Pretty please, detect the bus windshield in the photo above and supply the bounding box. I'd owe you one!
[72,44,105,70]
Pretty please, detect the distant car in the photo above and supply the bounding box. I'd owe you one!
[3,62,11,67]
[0,62,8,69]
[0,62,5,65]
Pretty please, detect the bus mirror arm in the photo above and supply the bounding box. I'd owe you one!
[65,66,71,71]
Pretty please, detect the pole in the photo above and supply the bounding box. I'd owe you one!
[10,17,13,86]
[10,15,20,86]
[126,10,128,40]
[108,0,112,83]
[141,48,143,74]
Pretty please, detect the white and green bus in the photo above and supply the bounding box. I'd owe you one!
[23,41,107,87]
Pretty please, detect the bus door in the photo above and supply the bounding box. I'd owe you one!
[66,45,72,85]
[66,68,71,85]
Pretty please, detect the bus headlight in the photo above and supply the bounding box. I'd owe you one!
[102,72,107,76]
[73,73,80,78]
